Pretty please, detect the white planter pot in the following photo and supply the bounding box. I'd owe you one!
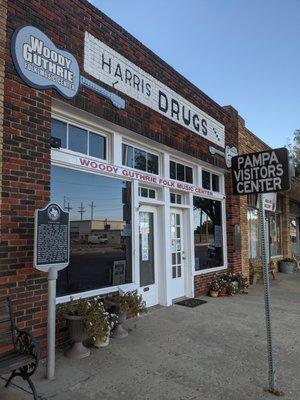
[94,334,110,348]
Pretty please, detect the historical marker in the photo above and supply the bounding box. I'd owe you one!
[34,203,70,272]
[231,147,290,195]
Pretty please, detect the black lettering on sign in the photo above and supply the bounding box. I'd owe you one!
[231,148,290,195]
[158,90,168,112]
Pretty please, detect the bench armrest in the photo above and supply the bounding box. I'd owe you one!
[13,328,40,375]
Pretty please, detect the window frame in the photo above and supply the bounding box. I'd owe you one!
[51,117,108,163]
[51,162,136,304]
[169,158,194,184]
[122,141,160,176]
[192,196,226,274]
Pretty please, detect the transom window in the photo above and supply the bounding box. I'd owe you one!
[170,161,193,184]
[51,118,106,160]
[202,170,220,192]
[138,187,156,199]
[122,144,159,175]
[170,192,182,205]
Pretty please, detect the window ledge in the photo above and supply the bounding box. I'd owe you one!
[56,283,137,304]
[193,266,227,276]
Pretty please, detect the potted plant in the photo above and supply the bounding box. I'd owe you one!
[89,298,117,348]
[279,258,295,274]
[210,275,221,297]
[122,290,147,317]
[106,290,147,339]
[60,297,91,359]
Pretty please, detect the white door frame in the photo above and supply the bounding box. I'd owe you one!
[138,205,159,307]
[169,207,187,301]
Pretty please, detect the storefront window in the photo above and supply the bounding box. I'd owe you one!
[122,144,159,174]
[290,218,298,244]
[193,197,223,271]
[51,166,132,297]
[248,208,260,259]
[51,119,106,160]
[170,161,193,183]
[269,213,282,256]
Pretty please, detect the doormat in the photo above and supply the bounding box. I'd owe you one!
[175,298,207,308]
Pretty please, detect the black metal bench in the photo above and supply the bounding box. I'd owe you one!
[0,297,40,399]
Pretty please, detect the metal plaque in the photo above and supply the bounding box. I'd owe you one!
[34,203,70,272]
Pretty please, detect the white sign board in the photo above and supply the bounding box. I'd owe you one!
[84,32,225,147]
[261,193,277,212]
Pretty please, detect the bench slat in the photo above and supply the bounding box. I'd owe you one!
[0,351,35,374]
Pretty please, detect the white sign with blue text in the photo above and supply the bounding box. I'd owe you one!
[11,26,80,99]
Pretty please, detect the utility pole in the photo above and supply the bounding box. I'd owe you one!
[65,202,72,212]
[89,201,96,221]
[78,202,85,220]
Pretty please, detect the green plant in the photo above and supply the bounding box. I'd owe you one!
[122,290,147,316]
[105,290,147,316]
[210,275,221,292]
[60,297,116,343]
[210,272,249,295]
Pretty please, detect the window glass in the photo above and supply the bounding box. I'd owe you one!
[51,166,132,296]
[140,187,148,197]
[202,170,211,189]
[290,218,298,244]
[170,161,176,179]
[186,167,193,184]
[122,144,134,168]
[149,189,156,199]
[147,153,159,175]
[269,213,282,256]
[248,208,260,258]
[176,163,185,181]
[69,125,87,154]
[51,119,67,148]
[212,174,220,192]
[176,194,182,204]
[134,148,147,171]
[193,197,223,270]
[89,132,106,160]
[170,193,176,203]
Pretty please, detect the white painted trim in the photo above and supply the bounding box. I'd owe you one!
[52,100,228,175]
[194,266,227,276]
[56,283,137,304]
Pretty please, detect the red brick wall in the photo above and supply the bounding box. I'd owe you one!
[1,0,242,352]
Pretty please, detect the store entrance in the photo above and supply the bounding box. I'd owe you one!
[139,206,158,307]
[170,208,186,300]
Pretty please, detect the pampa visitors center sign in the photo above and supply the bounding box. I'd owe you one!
[231,147,290,195]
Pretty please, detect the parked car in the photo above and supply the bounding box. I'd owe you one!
[88,235,108,244]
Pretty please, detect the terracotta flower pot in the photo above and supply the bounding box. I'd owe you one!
[210,290,219,298]
[64,314,90,359]
[218,288,229,297]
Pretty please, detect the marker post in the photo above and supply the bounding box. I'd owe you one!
[258,193,276,392]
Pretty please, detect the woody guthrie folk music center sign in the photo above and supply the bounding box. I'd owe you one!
[231,147,290,195]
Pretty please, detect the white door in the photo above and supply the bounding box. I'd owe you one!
[139,206,158,307]
[170,209,185,300]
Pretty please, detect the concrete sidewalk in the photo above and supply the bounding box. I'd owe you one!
[1,273,300,400]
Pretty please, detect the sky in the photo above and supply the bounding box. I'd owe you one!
[90,0,300,148]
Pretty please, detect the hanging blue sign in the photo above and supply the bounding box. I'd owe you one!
[11,25,80,99]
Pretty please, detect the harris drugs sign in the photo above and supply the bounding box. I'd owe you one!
[231,147,290,195]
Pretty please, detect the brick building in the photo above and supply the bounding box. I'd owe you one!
[0,0,297,356]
